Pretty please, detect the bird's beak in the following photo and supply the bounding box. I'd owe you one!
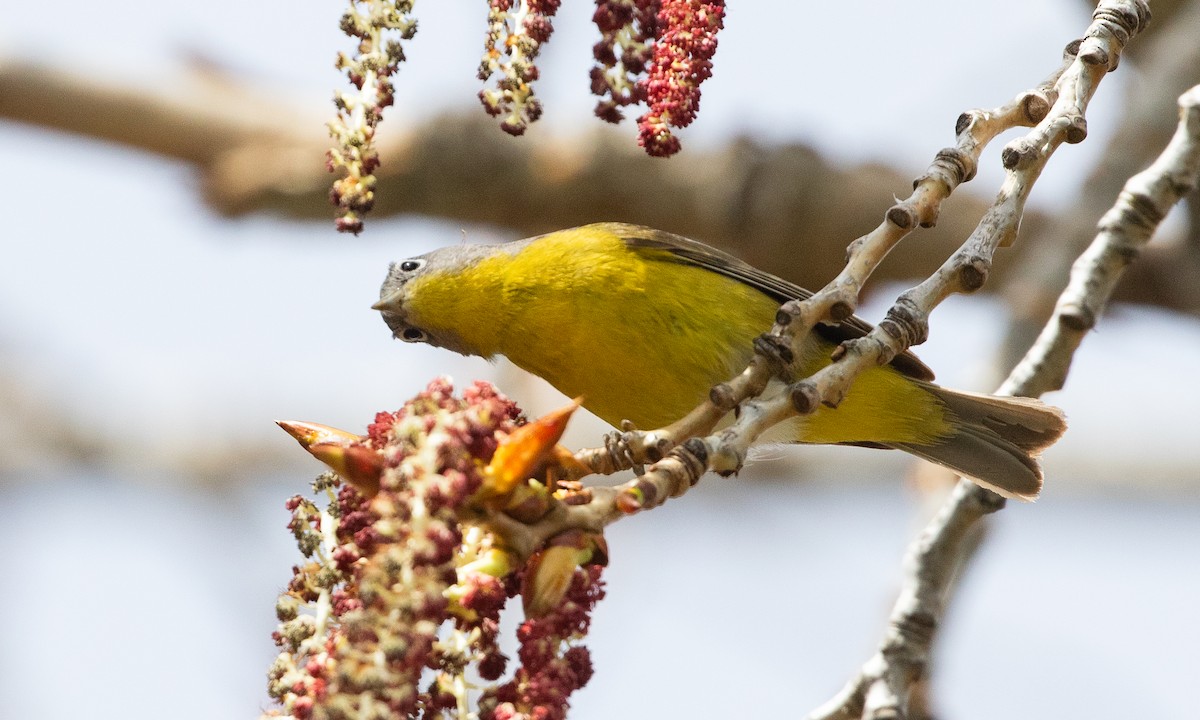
[372,290,405,312]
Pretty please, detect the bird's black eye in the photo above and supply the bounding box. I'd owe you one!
[399,259,425,272]
[400,327,427,342]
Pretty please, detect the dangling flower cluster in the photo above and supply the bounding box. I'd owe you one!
[265,378,607,719]
[478,0,726,156]
[480,566,605,720]
[590,1,659,124]
[478,0,564,136]
[636,0,726,157]
[328,0,418,234]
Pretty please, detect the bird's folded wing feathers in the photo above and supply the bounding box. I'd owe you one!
[610,223,936,381]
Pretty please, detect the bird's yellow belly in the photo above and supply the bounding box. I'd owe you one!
[497,249,948,445]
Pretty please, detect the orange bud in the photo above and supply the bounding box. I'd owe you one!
[485,399,579,495]
[276,420,363,448]
[277,420,382,497]
[523,545,584,619]
[547,445,591,484]
[521,530,606,618]
[308,443,383,498]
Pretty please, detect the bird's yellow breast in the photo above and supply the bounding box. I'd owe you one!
[405,227,949,445]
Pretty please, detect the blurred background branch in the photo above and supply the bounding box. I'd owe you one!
[2,29,1196,482]
[2,2,1198,481]
[2,48,1196,314]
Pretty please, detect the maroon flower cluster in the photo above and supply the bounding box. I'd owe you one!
[327,1,733,229]
[267,379,519,717]
[480,566,606,720]
[590,0,659,123]
[477,0,724,156]
[636,0,726,156]
[478,0,564,136]
[328,0,418,234]
[266,379,605,719]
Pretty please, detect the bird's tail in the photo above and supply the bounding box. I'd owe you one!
[890,386,1067,501]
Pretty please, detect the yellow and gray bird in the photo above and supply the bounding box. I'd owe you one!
[373,222,1065,499]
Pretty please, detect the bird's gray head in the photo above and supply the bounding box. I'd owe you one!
[373,242,519,358]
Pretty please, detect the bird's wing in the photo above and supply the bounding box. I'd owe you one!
[608,223,936,381]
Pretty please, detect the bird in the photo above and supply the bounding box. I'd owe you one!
[373,222,1065,500]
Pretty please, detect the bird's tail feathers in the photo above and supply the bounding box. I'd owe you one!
[891,387,1067,501]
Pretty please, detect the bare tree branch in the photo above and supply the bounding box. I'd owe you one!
[1005,84,1200,396]
[997,0,1200,368]
[815,75,1200,720]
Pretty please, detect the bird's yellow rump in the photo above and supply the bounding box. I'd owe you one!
[374,223,1065,500]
